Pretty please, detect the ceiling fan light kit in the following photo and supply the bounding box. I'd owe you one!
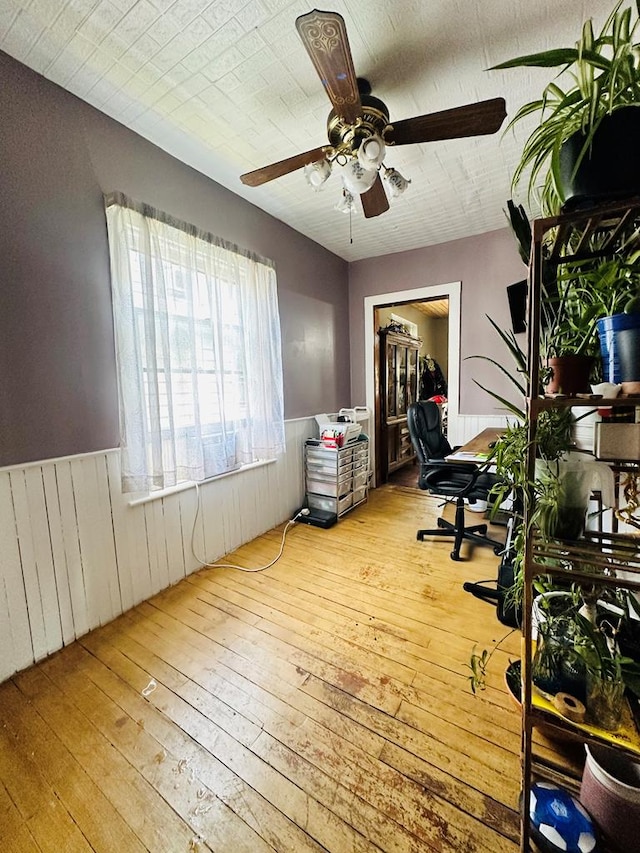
[239,9,507,219]
[303,159,332,190]
[341,159,379,196]
[357,135,386,170]
[335,189,355,214]
[383,167,411,198]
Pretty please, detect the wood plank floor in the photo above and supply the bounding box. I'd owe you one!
[0,484,530,852]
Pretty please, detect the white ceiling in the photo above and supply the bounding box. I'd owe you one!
[1,0,609,261]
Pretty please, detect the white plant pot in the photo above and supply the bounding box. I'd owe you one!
[580,744,640,850]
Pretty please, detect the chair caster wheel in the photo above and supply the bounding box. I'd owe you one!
[437,518,446,529]
[494,546,503,556]
[417,532,424,541]
[450,551,461,561]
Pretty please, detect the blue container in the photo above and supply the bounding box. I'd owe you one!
[597,313,640,383]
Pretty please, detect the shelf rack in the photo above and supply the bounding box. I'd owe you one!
[521,198,640,852]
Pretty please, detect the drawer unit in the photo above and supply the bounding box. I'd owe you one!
[353,469,369,490]
[306,470,353,497]
[304,438,369,518]
[307,492,353,515]
[352,486,367,506]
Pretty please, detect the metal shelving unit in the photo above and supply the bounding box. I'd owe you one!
[521,199,640,851]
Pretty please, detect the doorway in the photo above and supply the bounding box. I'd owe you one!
[364,282,461,487]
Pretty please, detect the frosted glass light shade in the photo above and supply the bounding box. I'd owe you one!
[383,167,411,197]
[357,135,385,170]
[342,160,378,195]
[335,189,355,213]
[304,159,332,190]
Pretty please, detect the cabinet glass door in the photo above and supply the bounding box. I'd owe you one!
[407,348,418,406]
[386,341,396,416]
[397,347,407,414]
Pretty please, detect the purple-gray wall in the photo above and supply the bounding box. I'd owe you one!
[348,228,527,415]
[0,50,349,468]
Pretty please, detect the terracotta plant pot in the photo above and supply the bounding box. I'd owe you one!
[544,355,592,396]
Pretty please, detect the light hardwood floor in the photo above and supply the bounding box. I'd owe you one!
[1,484,529,852]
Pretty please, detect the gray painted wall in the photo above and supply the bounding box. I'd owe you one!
[0,50,350,467]
[348,228,527,415]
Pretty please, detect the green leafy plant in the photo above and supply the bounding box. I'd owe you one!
[505,199,532,265]
[491,1,640,214]
[467,315,574,591]
[503,203,606,361]
[467,632,515,693]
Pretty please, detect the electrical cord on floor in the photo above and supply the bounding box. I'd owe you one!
[190,481,310,572]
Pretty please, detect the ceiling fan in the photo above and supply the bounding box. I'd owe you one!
[240,9,507,218]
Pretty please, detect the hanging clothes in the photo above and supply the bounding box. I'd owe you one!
[420,355,448,399]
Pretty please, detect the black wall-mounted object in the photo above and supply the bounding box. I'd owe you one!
[507,279,528,334]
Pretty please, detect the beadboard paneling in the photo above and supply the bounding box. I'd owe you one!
[0,417,313,683]
[453,413,510,447]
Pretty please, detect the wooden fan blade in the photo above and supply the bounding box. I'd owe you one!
[361,174,389,219]
[295,10,362,124]
[386,97,506,146]
[240,146,330,187]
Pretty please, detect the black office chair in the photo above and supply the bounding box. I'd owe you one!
[406,401,503,561]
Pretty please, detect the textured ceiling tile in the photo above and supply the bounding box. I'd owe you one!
[175,69,210,97]
[201,44,244,80]
[2,9,43,60]
[185,13,216,43]
[113,0,159,42]
[234,0,270,31]
[164,0,211,29]
[204,16,245,54]
[24,35,62,73]
[109,0,139,11]
[1,0,618,261]
[77,1,123,46]
[21,1,61,28]
[144,10,181,46]
[154,90,182,115]
[200,0,247,33]
[214,68,244,91]
[235,27,266,57]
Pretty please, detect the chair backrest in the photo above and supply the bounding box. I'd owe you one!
[407,401,452,463]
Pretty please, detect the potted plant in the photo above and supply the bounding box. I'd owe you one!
[559,253,640,385]
[491,1,640,215]
[469,316,576,599]
[539,267,601,394]
[505,201,601,393]
[574,612,634,730]
[530,584,587,700]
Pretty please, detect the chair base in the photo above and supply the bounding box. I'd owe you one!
[417,498,504,561]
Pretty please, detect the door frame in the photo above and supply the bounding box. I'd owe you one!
[364,281,461,487]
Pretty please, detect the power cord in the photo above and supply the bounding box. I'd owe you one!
[190,482,310,572]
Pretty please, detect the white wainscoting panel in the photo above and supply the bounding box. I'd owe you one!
[0,417,313,683]
[451,413,510,447]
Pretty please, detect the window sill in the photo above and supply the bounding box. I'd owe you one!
[126,457,276,506]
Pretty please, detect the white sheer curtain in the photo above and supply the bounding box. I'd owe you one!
[105,192,285,493]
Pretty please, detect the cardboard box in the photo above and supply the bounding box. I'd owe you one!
[594,422,640,461]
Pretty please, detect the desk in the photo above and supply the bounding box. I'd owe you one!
[446,427,503,464]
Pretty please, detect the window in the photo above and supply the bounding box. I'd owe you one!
[105,193,285,493]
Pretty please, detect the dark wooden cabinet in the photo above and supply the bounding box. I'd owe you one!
[378,330,421,479]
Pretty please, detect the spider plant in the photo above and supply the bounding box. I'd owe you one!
[491,1,640,214]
